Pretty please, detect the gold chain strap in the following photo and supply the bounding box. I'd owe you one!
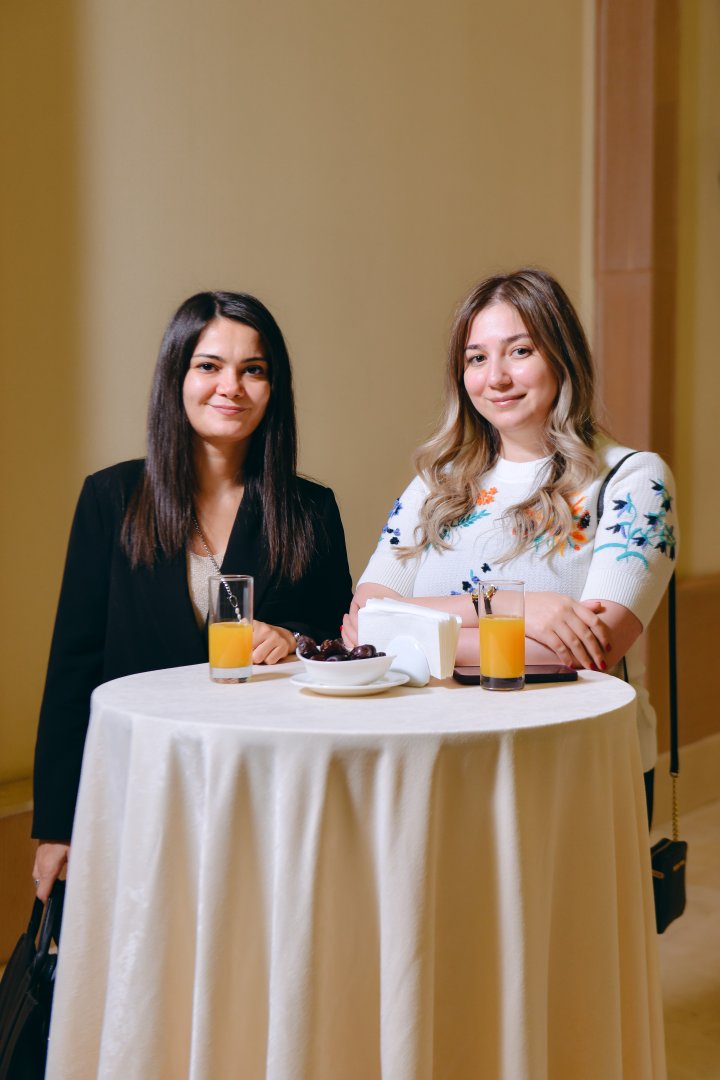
[671,772,679,842]
[192,514,241,619]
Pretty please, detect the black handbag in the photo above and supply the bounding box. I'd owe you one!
[650,573,687,933]
[0,880,65,1080]
[598,456,687,934]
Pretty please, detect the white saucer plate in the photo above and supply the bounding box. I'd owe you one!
[290,672,410,697]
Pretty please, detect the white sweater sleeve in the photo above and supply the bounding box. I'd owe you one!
[356,477,429,596]
[581,451,678,628]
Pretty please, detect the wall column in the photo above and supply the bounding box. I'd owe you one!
[594,0,681,750]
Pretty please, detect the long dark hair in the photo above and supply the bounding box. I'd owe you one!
[121,291,316,581]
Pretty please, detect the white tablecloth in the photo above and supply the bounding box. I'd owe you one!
[47,664,665,1079]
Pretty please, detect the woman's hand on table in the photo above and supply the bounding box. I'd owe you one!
[252,622,297,665]
[342,583,404,648]
[33,841,70,903]
[524,592,611,671]
[579,599,643,671]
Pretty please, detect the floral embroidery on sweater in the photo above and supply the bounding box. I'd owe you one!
[450,487,498,532]
[450,564,494,596]
[594,479,676,568]
[380,497,403,546]
[531,496,592,556]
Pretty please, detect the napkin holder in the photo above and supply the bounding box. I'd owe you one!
[386,635,432,687]
[358,600,462,686]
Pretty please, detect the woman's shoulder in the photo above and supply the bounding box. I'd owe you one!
[81,459,146,507]
[398,473,431,498]
[591,439,677,539]
[586,438,678,601]
[383,474,430,515]
[592,437,673,482]
[89,458,145,481]
[294,475,352,518]
[295,474,336,500]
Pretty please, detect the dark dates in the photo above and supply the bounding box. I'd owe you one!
[319,638,347,658]
[296,635,320,659]
[297,636,381,662]
[349,644,376,660]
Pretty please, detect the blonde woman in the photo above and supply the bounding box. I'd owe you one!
[344,268,677,821]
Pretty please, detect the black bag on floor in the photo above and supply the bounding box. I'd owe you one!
[651,835,687,933]
[0,880,65,1080]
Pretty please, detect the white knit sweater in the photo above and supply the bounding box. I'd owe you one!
[358,439,678,770]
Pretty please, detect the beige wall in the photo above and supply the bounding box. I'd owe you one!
[0,4,82,784]
[674,0,720,577]
[0,0,595,782]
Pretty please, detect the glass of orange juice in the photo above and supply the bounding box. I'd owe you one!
[208,575,254,683]
[478,579,525,691]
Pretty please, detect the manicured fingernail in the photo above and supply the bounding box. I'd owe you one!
[606,643,612,652]
[600,660,607,671]
[590,662,598,671]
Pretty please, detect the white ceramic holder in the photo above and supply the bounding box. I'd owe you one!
[387,635,431,687]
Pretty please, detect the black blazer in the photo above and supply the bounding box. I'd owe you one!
[32,460,353,840]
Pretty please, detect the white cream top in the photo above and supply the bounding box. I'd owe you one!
[187,549,225,628]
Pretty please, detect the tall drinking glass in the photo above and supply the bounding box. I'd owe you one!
[478,579,525,691]
[208,575,253,683]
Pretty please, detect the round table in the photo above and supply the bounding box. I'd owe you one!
[46,663,665,1079]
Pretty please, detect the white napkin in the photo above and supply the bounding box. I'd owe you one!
[358,599,462,679]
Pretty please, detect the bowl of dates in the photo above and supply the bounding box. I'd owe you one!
[295,636,392,686]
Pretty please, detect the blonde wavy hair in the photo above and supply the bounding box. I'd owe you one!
[400,268,601,562]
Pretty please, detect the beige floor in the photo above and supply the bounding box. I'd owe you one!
[652,797,720,1079]
[2,802,718,1077]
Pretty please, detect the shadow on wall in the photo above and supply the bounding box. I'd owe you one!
[0,3,82,784]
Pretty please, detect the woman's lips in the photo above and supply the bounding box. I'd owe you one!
[487,395,525,406]
[210,404,246,415]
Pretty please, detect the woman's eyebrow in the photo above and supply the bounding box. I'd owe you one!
[464,333,530,352]
[191,352,268,363]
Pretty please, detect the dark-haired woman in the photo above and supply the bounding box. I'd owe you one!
[344,268,677,822]
[32,292,352,900]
